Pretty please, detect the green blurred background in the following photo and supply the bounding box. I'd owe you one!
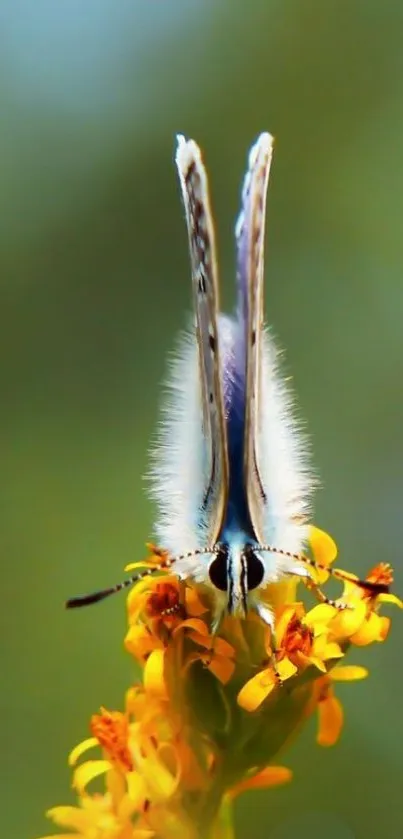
[2,1,403,837]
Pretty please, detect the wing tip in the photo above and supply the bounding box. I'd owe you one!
[248,131,275,167]
[175,134,203,179]
[175,132,274,179]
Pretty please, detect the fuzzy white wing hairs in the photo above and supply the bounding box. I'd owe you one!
[236,133,314,558]
[174,136,229,547]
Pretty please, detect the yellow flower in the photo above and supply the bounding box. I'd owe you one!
[237,602,343,712]
[125,575,235,690]
[40,744,153,839]
[40,527,400,839]
[328,561,402,643]
[42,795,154,839]
[91,709,134,773]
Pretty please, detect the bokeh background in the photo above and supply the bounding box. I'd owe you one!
[2,1,403,837]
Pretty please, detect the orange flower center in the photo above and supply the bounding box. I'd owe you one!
[280,616,314,659]
[366,562,393,587]
[146,581,183,618]
[90,708,133,772]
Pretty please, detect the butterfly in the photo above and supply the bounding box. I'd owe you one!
[67,134,388,628]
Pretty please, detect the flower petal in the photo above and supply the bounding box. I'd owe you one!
[229,765,292,799]
[131,832,156,839]
[125,624,159,660]
[131,740,180,802]
[309,526,338,566]
[207,655,235,685]
[107,766,127,811]
[332,600,367,637]
[378,592,403,608]
[305,604,337,626]
[331,665,368,681]
[68,737,98,766]
[187,633,233,659]
[309,526,337,581]
[126,771,147,808]
[38,835,81,839]
[277,657,298,681]
[175,618,209,636]
[72,759,111,792]
[275,606,299,645]
[308,656,328,673]
[187,631,212,649]
[322,642,344,660]
[351,614,390,646]
[185,586,208,616]
[237,670,276,712]
[143,649,168,699]
[211,637,234,658]
[45,806,86,830]
[317,694,344,747]
[378,616,391,640]
[125,560,153,572]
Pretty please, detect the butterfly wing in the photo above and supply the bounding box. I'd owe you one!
[175,136,229,546]
[237,134,313,560]
[236,133,274,545]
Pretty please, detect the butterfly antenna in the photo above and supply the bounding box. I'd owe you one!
[255,545,390,595]
[65,546,215,609]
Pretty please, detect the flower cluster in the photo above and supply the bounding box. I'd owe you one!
[40,528,400,839]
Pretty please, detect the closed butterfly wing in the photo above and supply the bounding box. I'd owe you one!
[236,134,313,557]
[236,133,274,545]
[175,136,229,547]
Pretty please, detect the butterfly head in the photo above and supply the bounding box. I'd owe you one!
[208,541,266,617]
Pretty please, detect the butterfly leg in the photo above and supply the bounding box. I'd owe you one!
[176,578,187,611]
[302,576,348,611]
[254,603,283,686]
[210,597,227,635]
[199,607,224,669]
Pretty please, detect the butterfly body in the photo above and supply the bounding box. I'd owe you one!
[148,133,314,627]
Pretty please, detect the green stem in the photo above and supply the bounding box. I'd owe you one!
[208,796,235,839]
[184,765,231,839]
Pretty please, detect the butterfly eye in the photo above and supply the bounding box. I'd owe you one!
[244,547,265,591]
[208,546,229,592]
